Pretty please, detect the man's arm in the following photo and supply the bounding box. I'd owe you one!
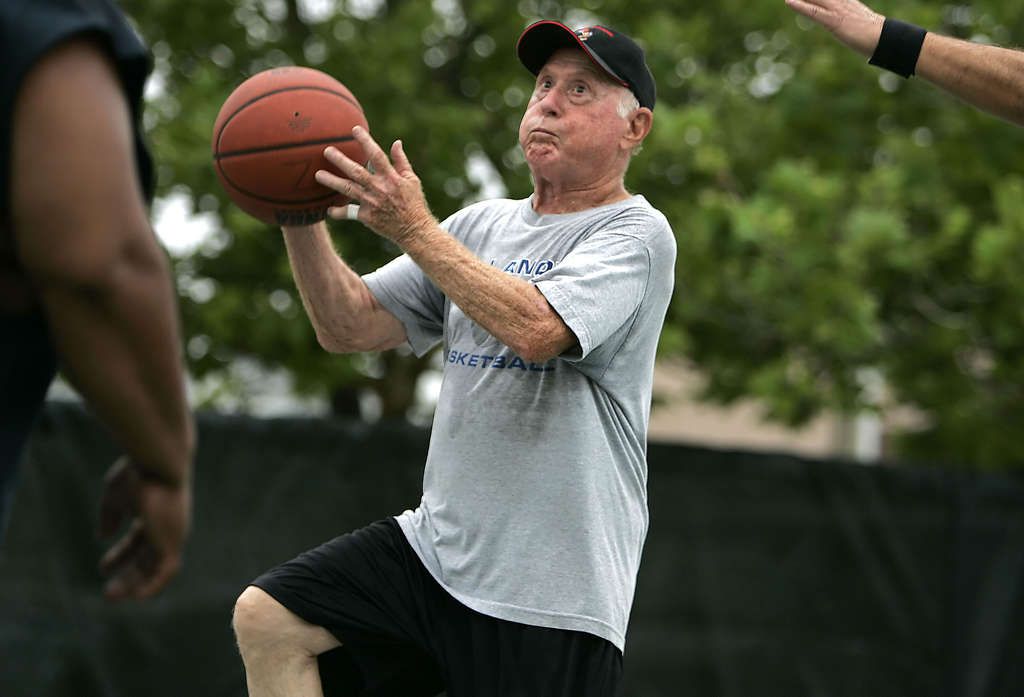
[915,34,1024,126]
[11,38,193,599]
[314,129,578,364]
[786,0,1024,126]
[396,225,575,364]
[280,220,408,353]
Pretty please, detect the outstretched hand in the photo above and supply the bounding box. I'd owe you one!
[98,457,191,601]
[315,126,436,247]
[785,0,885,56]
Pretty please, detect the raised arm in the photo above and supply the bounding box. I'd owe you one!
[280,220,407,353]
[312,128,578,364]
[11,38,193,599]
[915,34,1024,126]
[786,0,1024,126]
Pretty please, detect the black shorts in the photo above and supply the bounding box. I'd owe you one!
[250,517,624,697]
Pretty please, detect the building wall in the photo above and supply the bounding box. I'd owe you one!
[648,361,853,459]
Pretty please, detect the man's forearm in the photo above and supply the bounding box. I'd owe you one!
[42,249,193,486]
[399,223,574,362]
[915,33,1024,127]
[282,222,405,352]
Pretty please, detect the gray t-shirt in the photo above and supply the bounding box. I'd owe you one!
[362,194,676,651]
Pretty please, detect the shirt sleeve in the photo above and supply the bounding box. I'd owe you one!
[362,254,445,357]
[533,230,652,362]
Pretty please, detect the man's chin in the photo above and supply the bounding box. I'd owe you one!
[524,144,559,168]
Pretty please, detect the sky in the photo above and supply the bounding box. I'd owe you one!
[153,192,216,255]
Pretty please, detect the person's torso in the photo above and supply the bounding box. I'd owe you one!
[400,195,675,651]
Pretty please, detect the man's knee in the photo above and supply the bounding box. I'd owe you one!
[233,585,340,656]
[233,586,290,648]
[233,587,269,642]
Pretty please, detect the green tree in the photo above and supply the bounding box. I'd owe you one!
[630,0,1024,470]
[125,0,538,418]
[125,0,1024,469]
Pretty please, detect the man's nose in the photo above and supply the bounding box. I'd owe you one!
[536,88,563,116]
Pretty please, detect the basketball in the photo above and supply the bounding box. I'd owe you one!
[211,66,368,226]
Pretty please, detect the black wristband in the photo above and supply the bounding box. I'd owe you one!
[868,18,927,78]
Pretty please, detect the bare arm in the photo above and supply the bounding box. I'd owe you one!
[397,225,572,364]
[315,129,577,363]
[280,220,407,353]
[786,0,1024,126]
[11,38,193,599]
[915,34,1024,127]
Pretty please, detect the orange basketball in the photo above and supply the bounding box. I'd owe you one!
[211,66,368,226]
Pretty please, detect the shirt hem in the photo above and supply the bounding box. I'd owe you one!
[392,513,627,653]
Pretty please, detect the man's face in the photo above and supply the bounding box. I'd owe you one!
[518,48,634,179]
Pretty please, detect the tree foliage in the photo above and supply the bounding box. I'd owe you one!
[122,0,1024,469]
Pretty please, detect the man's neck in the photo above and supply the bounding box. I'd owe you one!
[530,176,631,215]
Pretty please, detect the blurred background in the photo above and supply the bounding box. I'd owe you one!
[110,0,1024,471]
[5,1,1024,696]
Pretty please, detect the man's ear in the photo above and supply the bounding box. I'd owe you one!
[624,107,653,151]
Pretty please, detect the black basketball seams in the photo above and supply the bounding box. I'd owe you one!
[212,83,363,209]
[215,155,344,205]
[213,85,364,148]
[214,134,356,160]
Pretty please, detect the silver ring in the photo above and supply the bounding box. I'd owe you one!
[345,203,360,221]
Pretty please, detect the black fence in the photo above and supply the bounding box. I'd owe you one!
[2,402,1022,697]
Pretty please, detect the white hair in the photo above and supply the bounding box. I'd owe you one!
[617,90,640,119]
[617,89,643,156]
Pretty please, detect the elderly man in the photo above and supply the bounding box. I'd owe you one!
[232,20,675,696]
[787,0,1024,126]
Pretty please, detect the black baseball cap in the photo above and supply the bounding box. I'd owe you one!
[516,20,656,110]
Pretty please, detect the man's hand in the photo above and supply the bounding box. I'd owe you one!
[786,0,885,57]
[98,457,191,601]
[314,126,436,247]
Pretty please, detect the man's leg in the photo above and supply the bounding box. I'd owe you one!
[233,585,342,697]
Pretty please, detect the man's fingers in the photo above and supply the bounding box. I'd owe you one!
[99,519,144,575]
[323,145,370,183]
[104,560,144,600]
[314,168,363,200]
[351,125,392,175]
[98,507,128,539]
[785,0,808,15]
[101,525,146,599]
[786,0,884,55]
[101,527,178,600]
[97,473,189,602]
[786,0,830,25]
[102,456,132,485]
[98,495,129,538]
[390,140,412,176]
[97,457,139,536]
[327,203,361,222]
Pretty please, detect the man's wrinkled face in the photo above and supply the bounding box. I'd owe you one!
[518,48,634,178]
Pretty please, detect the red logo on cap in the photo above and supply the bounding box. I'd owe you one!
[576,26,614,42]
